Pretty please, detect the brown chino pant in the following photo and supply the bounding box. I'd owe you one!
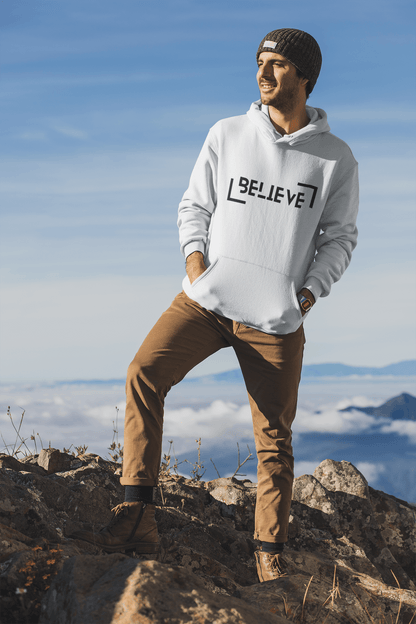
[121,291,305,543]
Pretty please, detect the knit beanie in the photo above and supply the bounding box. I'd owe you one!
[257,29,322,92]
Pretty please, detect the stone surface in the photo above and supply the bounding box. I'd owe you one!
[39,556,288,624]
[37,448,74,474]
[290,460,416,591]
[0,453,46,476]
[238,550,416,624]
[0,450,415,624]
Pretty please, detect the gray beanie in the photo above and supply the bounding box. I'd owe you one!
[257,29,322,92]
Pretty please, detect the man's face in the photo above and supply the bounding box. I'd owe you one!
[256,52,307,112]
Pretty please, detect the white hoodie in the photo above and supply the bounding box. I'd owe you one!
[178,101,359,335]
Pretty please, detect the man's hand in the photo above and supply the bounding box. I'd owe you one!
[186,251,207,284]
[297,288,315,317]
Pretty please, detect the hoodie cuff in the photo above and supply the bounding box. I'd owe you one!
[184,241,205,259]
[302,277,323,302]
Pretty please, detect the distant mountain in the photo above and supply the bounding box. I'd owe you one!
[184,360,416,384]
[301,360,416,377]
[341,393,416,421]
[45,360,416,387]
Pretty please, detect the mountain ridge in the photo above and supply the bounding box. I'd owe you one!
[341,392,416,420]
[184,359,416,385]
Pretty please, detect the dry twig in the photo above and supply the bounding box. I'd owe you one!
[301,575,314,622]
[323,565,341,609]
[210,457,221,478]
[108,406,123,463]
[390,569,403,624]
[231,442,254,478]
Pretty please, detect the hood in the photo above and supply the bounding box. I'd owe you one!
[246,99,330,145]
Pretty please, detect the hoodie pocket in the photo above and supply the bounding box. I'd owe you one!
[183,255,303,334]
[188,258,220,288]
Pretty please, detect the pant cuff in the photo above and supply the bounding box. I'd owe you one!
[254,532,288,543]
[120,477,157,486]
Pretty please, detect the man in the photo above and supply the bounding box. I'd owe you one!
[73,29,359,582]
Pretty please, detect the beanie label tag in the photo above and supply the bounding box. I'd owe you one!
[263,40,277,49]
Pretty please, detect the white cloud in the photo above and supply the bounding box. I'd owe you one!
[355,462,386,484]
[336,396,381,409]
[86,402,126,427]
[164,400,253,440]
[293,407,376,434]
[379,420,416,444]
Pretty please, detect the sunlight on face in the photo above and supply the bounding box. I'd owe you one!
[256,52,307,112]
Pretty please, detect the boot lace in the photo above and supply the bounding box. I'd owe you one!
[105,502,131,529]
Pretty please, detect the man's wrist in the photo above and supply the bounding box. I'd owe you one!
[186,251,206,284]
[300,288,315,304]
[297,288,315,313]
[186,251,204,264]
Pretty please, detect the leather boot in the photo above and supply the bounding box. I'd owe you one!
[70,501,159,553]
[255,549,288,582]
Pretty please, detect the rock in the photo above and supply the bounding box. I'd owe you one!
[237,550,416,624]
[313,458,369,497]
[0,453,47,475]
[0,455,415,624]
[39,556,288,624]
[207,476,257,531]
[290,459,416,591]
[37,448,74,474]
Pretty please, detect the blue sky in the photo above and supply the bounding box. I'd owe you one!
[1,0,415,381]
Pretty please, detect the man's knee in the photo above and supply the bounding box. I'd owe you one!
[126,350,174,398]
[127,355,156,387]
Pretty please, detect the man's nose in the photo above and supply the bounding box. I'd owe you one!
[259,64,272,79]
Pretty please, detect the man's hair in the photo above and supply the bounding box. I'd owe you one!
[295,68,312,99]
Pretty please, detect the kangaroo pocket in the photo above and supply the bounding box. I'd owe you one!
[182,255,303,334]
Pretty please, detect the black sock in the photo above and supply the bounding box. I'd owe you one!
[261,541,284,554]
[124,485,154,504]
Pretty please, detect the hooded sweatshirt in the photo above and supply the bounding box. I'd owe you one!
[178,101,359,335]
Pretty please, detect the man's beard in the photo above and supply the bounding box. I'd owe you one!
[261,82,299,115]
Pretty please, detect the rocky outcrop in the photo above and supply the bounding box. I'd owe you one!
[39,556,287,624]
[0,450,415,623]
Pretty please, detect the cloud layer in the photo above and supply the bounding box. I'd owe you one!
[1,378,415,498]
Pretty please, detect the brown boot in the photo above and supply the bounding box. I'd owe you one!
[70,501,159,554]
[255,549,287,582]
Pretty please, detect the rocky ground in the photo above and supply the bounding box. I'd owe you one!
[0,448,415,623]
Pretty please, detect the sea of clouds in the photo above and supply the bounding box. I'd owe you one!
[1,375,415,501]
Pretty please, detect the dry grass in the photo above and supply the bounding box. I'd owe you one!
[1,407,253,482]
[1,406,45,457]
[108,405,123,463]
